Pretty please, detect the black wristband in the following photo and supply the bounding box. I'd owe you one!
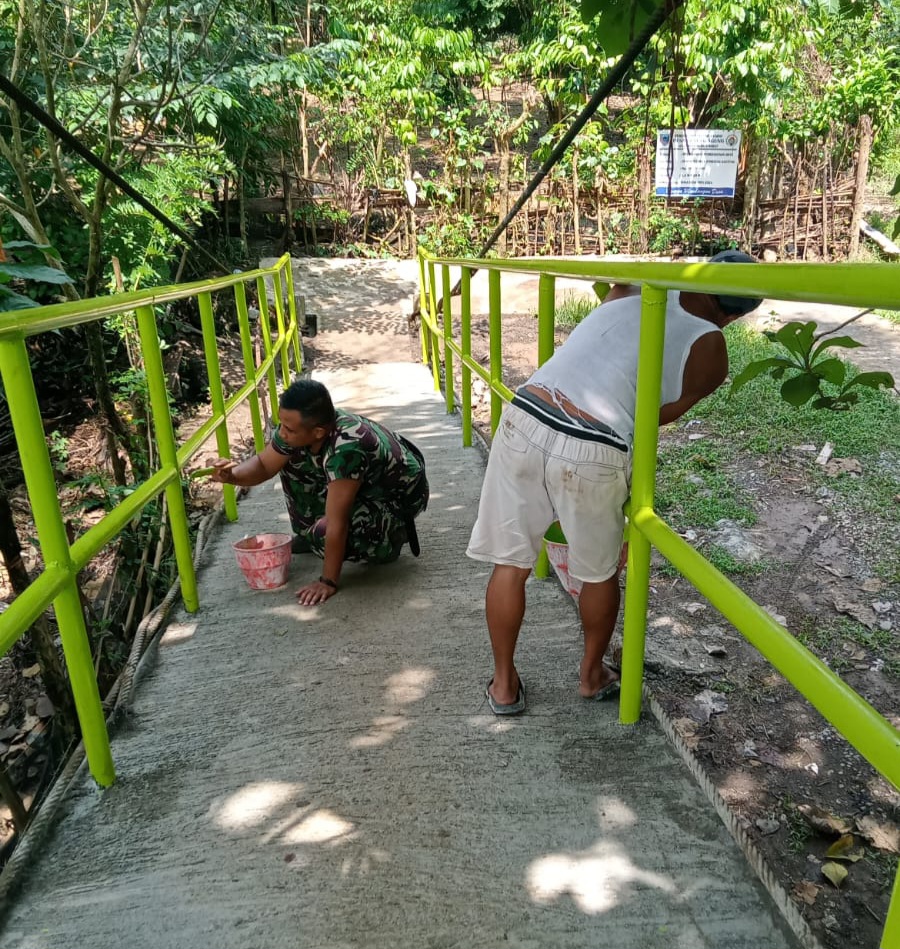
[318,575,338,590]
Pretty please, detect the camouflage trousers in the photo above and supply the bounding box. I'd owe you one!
[280,473,429,564]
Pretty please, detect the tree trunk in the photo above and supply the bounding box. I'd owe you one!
[83,324,131,486]
[572,147,581,255]
[281,156,293,254]
[498,146,511,256]
[848,115,873,259]
[637,139,652,254]
[239,153,249,256]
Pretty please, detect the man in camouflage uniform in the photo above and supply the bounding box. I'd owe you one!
[213,378,428,605]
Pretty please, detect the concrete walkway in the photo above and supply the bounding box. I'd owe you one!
[1,260,803,949]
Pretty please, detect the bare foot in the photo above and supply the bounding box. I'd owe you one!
[488,671,521,706]
[579,661,619,699]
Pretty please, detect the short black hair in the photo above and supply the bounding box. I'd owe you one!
[279,378,336,427]
[708,250,762,316]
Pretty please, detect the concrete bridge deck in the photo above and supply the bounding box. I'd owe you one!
[1,259,804,949]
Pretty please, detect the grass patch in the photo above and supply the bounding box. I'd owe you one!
[795,616,895,678]
[782,799,812,853]
[705,547,770,576]
[553,291,597,326]
[656,442,756,527]
[878,308,900,327]
[655,553,771,579]
[795,617,839,653]
[871,850,899,890]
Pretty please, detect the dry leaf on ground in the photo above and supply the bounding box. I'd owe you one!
[855,816,900,854]
[792,881,821,906]
[825,834,865,862]
[797,803,852,836]
[821,861,849,887]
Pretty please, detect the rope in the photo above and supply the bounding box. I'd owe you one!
[0,507,221,916]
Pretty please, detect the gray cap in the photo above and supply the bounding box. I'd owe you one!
[708,250,762,316]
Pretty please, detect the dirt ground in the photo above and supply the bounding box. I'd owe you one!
[456,312,899,949]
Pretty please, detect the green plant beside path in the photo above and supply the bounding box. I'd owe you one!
[731,320,895,412]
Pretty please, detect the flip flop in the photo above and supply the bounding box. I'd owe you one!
[587,679,621,701]
[485,677,526,716]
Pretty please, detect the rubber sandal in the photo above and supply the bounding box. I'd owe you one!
[587,679,620,701]
[485,677,526,716]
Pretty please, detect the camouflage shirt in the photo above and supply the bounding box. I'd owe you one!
[271,409,426,519]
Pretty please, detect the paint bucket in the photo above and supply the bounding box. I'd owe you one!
[543,523,582,601]
[232,533,293,590]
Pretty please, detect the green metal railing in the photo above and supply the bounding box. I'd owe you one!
[0,254,302,788]
[418,249,900,949]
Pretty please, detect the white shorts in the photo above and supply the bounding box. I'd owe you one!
[466,403,631,583]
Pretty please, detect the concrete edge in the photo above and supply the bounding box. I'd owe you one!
[642,684,826,949]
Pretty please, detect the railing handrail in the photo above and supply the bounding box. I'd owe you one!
[0,254,291,338]
[418,248,900,310]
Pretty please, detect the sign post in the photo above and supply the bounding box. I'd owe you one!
[655,129,741,198]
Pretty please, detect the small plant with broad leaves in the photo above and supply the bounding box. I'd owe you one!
[0,239,73,311]
[730,321,895,410]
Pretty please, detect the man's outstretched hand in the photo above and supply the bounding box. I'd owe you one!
[211,459,238,484]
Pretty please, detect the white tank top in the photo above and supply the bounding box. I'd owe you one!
[527,291,720,445]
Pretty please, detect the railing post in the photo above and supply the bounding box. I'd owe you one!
[281,262,302,377]
[460,267,473,447]
[488,269,502,435]
[271,270,292,386]
[533,273,557,580]
[256,275,280,421]
[281,259,304,377]
[537,273,556,366]
[441,265,455,414]
[885,868,899,949]
[0,335,115,786]
[620,284,667,724]
[136,304,200,612]
[198,292,238,523]
[427,261,441,391]
[417,253,429,366]
[234,282,265,453]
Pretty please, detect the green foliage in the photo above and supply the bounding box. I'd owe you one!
[420,214,491,256]
[0,240,73,311]
[647,203,703,253]
[104,151,226,291]
[580,0,661,55]
[47,432,70,473]
[695,324,900,459]
[730,321,895,411]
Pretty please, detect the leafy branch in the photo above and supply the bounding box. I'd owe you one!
[730,320,895,411]
[0,239,73,312]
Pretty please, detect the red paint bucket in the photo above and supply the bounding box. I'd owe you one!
[232,533,293,590]
[543,523,582,601]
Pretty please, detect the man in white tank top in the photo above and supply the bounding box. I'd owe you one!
[467,251,762,715]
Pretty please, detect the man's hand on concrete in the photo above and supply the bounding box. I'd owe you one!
[296,578,337,606]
